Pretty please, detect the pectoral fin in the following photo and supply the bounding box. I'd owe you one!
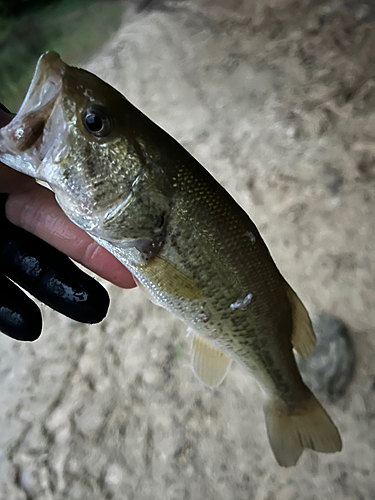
[138,255,202,300]
[285,284,316,360]
[191,334,232,388]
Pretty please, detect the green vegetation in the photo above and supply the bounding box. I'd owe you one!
[0,0,125,111]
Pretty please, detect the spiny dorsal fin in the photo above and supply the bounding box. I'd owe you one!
[191,334,232,388]
[285,284,316,360]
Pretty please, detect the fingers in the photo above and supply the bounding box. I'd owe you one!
[0,217,111,323]
[0,275,42,341]
[6,184,136,289]
[0,164,36,194]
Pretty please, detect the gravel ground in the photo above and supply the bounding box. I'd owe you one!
[1,1,375,498]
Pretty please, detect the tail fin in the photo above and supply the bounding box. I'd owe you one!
[264,392,342,467]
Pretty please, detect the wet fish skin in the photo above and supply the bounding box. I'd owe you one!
[0,52,342,466]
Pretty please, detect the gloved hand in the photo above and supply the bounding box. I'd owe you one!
[0,193,110,341]
[0,102,135,341]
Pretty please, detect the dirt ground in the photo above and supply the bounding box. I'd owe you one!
[1,0,375,498]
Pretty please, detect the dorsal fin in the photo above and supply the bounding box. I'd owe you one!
[285,284,316,360]
[191,334,232,388]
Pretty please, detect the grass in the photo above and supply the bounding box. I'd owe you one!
[0,0,125,111]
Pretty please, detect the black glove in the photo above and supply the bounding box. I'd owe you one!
[0,196,110,342]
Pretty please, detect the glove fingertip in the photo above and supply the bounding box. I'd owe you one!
[0,304,42,342]
[82,280,110,324]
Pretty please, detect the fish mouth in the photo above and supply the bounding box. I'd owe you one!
[0,51,65,177]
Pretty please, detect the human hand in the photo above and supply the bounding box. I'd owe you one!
[0,105,135,342]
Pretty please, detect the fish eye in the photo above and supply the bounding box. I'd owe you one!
[82,106,112,138]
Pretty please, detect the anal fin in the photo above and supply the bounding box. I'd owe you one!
[285,284,316,360]
[191,334,232,388]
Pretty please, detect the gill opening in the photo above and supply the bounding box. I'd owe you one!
[102,167,144,224]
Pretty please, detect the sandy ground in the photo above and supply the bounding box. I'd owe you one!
[1,0,375,498]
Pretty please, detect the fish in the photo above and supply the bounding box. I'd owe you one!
[0,52,342,466]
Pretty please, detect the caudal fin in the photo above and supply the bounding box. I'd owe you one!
[264,392,342,467]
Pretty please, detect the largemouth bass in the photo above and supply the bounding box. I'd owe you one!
[0,52,342,466]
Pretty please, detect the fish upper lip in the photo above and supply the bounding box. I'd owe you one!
[17,51,65,119]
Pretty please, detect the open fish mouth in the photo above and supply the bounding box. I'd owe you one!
[0,51,65,177]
